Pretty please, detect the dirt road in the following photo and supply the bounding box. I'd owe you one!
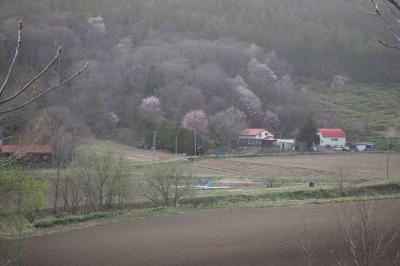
[20,201,400,266]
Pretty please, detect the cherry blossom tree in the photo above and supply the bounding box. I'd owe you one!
[248,57,278,84]
[181,109,208,137]
[231,76,263,121]
[140,96,161,118]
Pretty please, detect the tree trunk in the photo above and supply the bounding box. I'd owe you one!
[63,176,69,211]
[53,161,61,215]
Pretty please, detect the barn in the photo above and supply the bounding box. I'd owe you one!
[317,128,346,147]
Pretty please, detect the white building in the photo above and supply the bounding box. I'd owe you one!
[356,142,374,152]
[275,139,295,150]
[317,128,346,147]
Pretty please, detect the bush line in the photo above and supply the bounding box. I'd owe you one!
[33,181,400,228]
[33,212,115,228]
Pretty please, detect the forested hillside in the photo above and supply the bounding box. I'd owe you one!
[0,0,399,151]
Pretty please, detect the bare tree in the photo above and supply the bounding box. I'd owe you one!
[139,163,192,207]
[351,0,400,49]
[0,21,87,266]
[332,164,349,197]
[336,201,400,266]
[209,106,248,147]
[0,21,88,116]
[294,220,319,266]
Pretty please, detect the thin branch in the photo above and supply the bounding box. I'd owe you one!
[377,38,400,49]
[0,63,88,115]
[377,9,400,43]
[0,258,18,266]
[0,47,62,105]
[0,153,19,167]
[386,0,400,10]
[383,0,400,24]
[347,0,379,15]
[0,21,23,97]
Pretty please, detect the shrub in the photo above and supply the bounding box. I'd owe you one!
[33,212,114,228]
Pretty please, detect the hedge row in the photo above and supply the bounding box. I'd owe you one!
[33,212,114,228]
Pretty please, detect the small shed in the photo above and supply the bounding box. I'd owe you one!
[355,142,374,152]
[275,139,295,150]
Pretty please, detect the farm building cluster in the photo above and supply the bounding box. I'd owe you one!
[238,128,373,152]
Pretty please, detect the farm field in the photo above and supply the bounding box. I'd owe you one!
[19,200,400,266]
[188,153,400,197]
[86,139,181,164]
[39,140,400,208]
[191,153,400,182]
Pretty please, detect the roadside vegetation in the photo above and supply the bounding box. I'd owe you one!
[19,177,400,230]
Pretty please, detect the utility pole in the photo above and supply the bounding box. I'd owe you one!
[194,130,197,157]
[153,130,156,165]
[386,137,389,179]
[175,135,178,156]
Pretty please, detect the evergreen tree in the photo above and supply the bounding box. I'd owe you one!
[296,117,319,152]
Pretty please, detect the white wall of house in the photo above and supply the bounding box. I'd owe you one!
[239,129,275,146]
[317,133,346,147]
[239,136,262,145]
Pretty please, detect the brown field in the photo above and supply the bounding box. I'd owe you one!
[192,153,400,180]
[20,200,400,266]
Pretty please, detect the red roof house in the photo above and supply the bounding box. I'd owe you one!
[318,129,346,138]
[317,128,346,147]
[239,128,275,147]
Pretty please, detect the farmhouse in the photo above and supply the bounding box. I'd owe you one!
[239,128,275,147]
[317,128,346,147]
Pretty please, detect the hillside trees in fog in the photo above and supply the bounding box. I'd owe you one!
[209,107,248,147]
[2,0,393,149]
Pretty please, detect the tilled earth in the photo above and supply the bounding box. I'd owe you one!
[20,200,400,266]
[192,153,400,179]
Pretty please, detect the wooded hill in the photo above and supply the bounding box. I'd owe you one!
[0,0,399,151]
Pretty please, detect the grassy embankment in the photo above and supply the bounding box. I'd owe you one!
[315,84,400,149]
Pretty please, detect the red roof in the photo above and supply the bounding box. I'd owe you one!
[239,128,266,136]
[1,145,54,155]
[318,129,346,138]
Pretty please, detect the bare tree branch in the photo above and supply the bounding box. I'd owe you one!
[0,21,23,96]
[0,20,88,118]
[347,0,378,15]
[0,47,62,105]
[386,0,400,10]
[0,258,17,266]
[349,0,400,49]
[377,38,400,49]
[0,63,88,115]
[383,0,400,24]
